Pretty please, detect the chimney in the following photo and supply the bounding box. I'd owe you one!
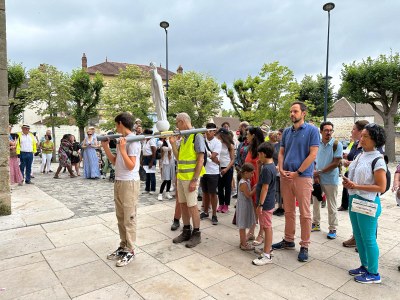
[177,65,183,74]
[82,53,87,70]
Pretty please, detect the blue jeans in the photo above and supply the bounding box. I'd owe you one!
[19,152,33,183]
[349,194,381,274]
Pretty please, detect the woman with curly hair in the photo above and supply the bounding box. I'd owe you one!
[343,123,387,284]
[244,126,265,244]
[53,134,76,179]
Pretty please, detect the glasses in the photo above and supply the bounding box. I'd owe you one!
[87,133,92,136]
[365,123,377,129]
[323,129,334,133]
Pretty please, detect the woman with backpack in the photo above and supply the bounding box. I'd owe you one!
[342,123,387,284]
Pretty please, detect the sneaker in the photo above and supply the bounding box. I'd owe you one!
[327,230,337,239]
[116,251,135,267]
[354,272,381,284]
[166,192,173,199]
[343,236,356,247]
[211,215,218,225]
[157,193,163,201]
[107,247,125,260]
[217,205,223,212]
[252,253,273,266]
[101,175,106,179]
[200,212,209,220]
[171,219,180,231]
[149,191,155,195]
[254,248,274,257]
[349,266,368,276]
[25,181,34,184]
[298,247,309,262]
[173,228,192,243]
[275,208,285,216]
[185,231,201,248]
[311,223,321,232]
[272,239,295,250]
[222,205,229,213]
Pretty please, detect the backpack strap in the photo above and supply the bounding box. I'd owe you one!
[333,139,338,153]
[371,156,382,172]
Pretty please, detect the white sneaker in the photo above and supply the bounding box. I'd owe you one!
[149,191,155,195]
[101,175,106,179]
[252,253,272,266]
[170,186,175,192]
[116,251,135,267]
[166,192,173,199]
[157,193,163,201]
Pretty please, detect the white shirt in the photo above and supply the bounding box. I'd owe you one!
[348,150,387,201]
[142,138,156,156]
[205,137,222,174]
[219,143,231,168]
[161,140,174,165]
[20,133,33,152]
[115,133,141,181]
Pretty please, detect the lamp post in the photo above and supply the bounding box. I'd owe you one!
[160,21,169,114]
[323,2,335,122]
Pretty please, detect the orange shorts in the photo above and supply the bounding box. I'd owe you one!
[259,209,274,229]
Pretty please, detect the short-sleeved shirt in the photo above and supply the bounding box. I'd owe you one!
[256,163,276,210]
[142,138,156,156]
[205,137,222,174]
[348,150,387,201]
[281,122,320,177]
[115,133,141,181]
[316,138,343,185]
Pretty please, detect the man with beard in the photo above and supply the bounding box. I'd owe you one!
[311,121,343,240]
[272,102,320,262]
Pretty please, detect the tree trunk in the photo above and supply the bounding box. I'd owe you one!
[0,0,11,215]
[383,113,396,162]
[79,126,85,143]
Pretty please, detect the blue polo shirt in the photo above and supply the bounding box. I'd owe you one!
[316,138,343,185]
[281,122,320,177]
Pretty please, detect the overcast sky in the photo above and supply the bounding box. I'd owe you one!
[5,0,400,109]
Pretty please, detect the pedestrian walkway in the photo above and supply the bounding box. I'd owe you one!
[0,163,399,299]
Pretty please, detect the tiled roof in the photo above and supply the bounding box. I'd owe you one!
[86,61,175,81]
[211,117,242,131]
[328,98,384,124]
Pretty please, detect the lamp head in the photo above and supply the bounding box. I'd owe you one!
[323,2,335,12]
[160,21,169,30]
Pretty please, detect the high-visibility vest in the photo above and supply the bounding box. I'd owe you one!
[177,134,205,180]
[15,132,37,155]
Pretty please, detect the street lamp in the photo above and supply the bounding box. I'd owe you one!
[323,2,335,122]
[160,21,169,114]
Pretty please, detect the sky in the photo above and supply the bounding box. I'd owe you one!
[5,0,400,109]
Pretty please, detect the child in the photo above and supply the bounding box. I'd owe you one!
[101,112,141,267]
[236,162,257,250]
[252,142,276,266]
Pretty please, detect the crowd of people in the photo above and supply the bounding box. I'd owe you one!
[8,102,400,282]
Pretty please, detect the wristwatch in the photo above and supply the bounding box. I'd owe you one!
[297,170,303,176]
[192,177,199,181]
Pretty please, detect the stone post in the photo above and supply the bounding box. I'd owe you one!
[0,0,11,216]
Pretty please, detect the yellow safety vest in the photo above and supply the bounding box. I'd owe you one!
[15,132,37,155]
[177,134,205,180]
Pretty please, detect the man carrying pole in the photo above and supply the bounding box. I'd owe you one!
[169,113,206,248]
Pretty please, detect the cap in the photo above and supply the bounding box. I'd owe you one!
[260,125,269,133]
[217,128,229,134]
[22,124,30,129]
[135,118,142,123]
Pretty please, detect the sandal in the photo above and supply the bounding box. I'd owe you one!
[246,233,255,241]
[53,176,60,179]
[240,243,255,251]
[70,174,77,178]
[252,235,264,246]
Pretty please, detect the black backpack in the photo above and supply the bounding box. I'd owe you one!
[371,155,391,194]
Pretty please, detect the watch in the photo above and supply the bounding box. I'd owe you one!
[192,177,199,181]
[297,170,303,176]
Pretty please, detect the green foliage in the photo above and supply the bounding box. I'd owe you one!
[70,69,104,140]
[8,61,29,125]
[255,62,299,129]
[101,65,152,130]
[26,64,72,127]
[340,52,400,161]
[221,76,261,122]
[298,74,334,119]
[168,71,222,128]
[221,109,236,117]
[0,202,11,216]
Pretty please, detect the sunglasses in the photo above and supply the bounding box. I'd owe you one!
[87,133,92,136]
[365,123,377,129]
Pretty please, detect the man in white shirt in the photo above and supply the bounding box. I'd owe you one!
[200,123,222,225]
[16,124,37,184]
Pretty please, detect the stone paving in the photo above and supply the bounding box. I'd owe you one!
[0,161,400,299]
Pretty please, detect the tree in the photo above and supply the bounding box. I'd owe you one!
[8,61,29,125]
[101,65,152,130]
[221,109,236,117]
[340,52,400,161]
[255,62,299,129]
[221,75,261,122]
[168,71,222,128]
[26,64,72,159]
[70,69,104,141]
[298,74,334,121]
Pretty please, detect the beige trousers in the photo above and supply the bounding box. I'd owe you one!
[312,184,339,230]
